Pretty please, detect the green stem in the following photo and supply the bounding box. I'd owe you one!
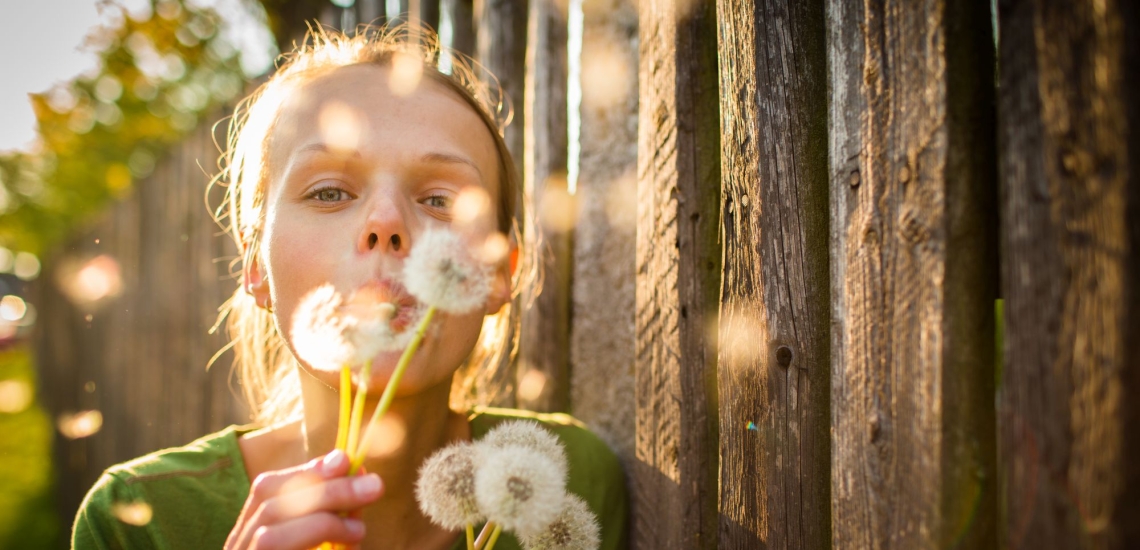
[483,524,502,550]
[346,359,372,463]
[350,307,437,473]
[466,523,475,550]
[335,365,351,452]
[474,522,496,550]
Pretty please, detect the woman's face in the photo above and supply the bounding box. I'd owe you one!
[249,63,508,395]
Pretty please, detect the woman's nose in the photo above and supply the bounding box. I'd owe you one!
[358,193,410,256]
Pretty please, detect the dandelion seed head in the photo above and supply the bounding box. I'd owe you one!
[291,284,355,372]
[416,441,484,529]
[482,420,568,475]
[403,228,493,314]
[521,495,600,550]
[474,444,566,538]
[292,284,417,370]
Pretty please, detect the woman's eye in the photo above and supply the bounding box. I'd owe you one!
[310,187,348,202]
[424,194,452,209]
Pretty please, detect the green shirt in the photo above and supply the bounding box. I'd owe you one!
[73,408,628,549]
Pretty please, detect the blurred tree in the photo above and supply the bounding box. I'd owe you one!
[0,0,248,256]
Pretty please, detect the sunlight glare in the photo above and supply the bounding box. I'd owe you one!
[112,502,153,526]
[388,51,424,97]
[58,410,104,439]
[0,380,33,414]
[0,295,27,322]
[318,101,363,152]
[518,369,547,402]
[363,414,407,458]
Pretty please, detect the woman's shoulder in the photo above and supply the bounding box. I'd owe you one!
[468,407,629,550]
[73,425,253,549]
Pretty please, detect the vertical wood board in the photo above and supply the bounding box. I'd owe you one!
[634,0,720,547]
[827,0,998,547]
[715,0,830,547]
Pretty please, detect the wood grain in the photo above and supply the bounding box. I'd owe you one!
[633,0,720,548]
[827,0,999,547]
[476,0,529,178]
[716,0,830,547]
[997,0,1140,547]
[518,0,571,413]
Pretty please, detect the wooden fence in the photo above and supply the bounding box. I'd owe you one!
[35,0,1138,547]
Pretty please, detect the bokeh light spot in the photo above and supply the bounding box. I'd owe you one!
[318,102,363,152]
[0,295,27,322]
[539,178,579,233]
[58,410,104,439]
[518,369,548,403]
[111,502,153,526]
[581,40,633,109]
[0,380,33,414]
[364,414,407,458]
[388,51,424,97]
[60,255,123,306]
[14,252,40,280]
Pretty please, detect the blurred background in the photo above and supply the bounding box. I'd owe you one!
[0,0,642,547]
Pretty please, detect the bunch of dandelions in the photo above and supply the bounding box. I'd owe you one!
[291,227,494,549]
[416,421,601,550]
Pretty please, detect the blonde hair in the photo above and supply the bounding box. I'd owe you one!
[209,24,535,424]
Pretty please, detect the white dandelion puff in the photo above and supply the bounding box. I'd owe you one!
[291,284,354,372]
[403,227,493,314]
[416,441,484,529]
[474,443,566,538]
[291,284,416,371]
[482,421,568,475]
[520,495,600,550]
[340,284,420,362]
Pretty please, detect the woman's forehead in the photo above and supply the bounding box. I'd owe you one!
[267,64,500,184]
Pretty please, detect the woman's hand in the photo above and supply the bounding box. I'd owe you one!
[225,449,383,549]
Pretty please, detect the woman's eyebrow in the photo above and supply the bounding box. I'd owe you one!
[419,152,483,180]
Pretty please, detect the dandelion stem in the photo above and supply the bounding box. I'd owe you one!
[466,523,475,550]
[346,359,373,463]
[335,365,351,452]
[350,307,437,473]
[483,524,503,550]
[474,521,497,550]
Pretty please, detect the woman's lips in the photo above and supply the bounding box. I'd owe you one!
[354,280,419,333]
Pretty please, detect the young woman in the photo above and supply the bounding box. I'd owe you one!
[73,26,627,550]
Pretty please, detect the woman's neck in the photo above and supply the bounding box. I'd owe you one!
[296,370,471,549]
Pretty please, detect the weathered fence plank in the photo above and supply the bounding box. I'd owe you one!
[442,0,476,57]
[715,0,830,547]
[476,0,529,177]
[997,0,1140,547]
[518,0,571,413]
[570,0,637,459]
[827,0,999,547]
[633,0,720,548]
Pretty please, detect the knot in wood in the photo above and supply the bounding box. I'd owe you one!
[848,170,861,188]
[899,206,929,244]
[898,165,911,184]
[775,345,793,368]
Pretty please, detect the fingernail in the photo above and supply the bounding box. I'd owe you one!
[344,518,365,537]
[353,474,381,497]
[321,450,346,473]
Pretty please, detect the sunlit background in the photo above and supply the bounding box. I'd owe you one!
[0,0,630,546]
[0,1,275,546]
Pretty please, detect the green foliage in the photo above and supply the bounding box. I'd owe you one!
[0,345,59,548]
[0,0,247,256]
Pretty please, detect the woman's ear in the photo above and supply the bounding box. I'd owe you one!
[484,241,517,315]
[243,254,273,311]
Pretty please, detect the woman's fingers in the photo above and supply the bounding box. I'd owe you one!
[226,450,377,550]
[248,513,366,549]
[252,473,383,525]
